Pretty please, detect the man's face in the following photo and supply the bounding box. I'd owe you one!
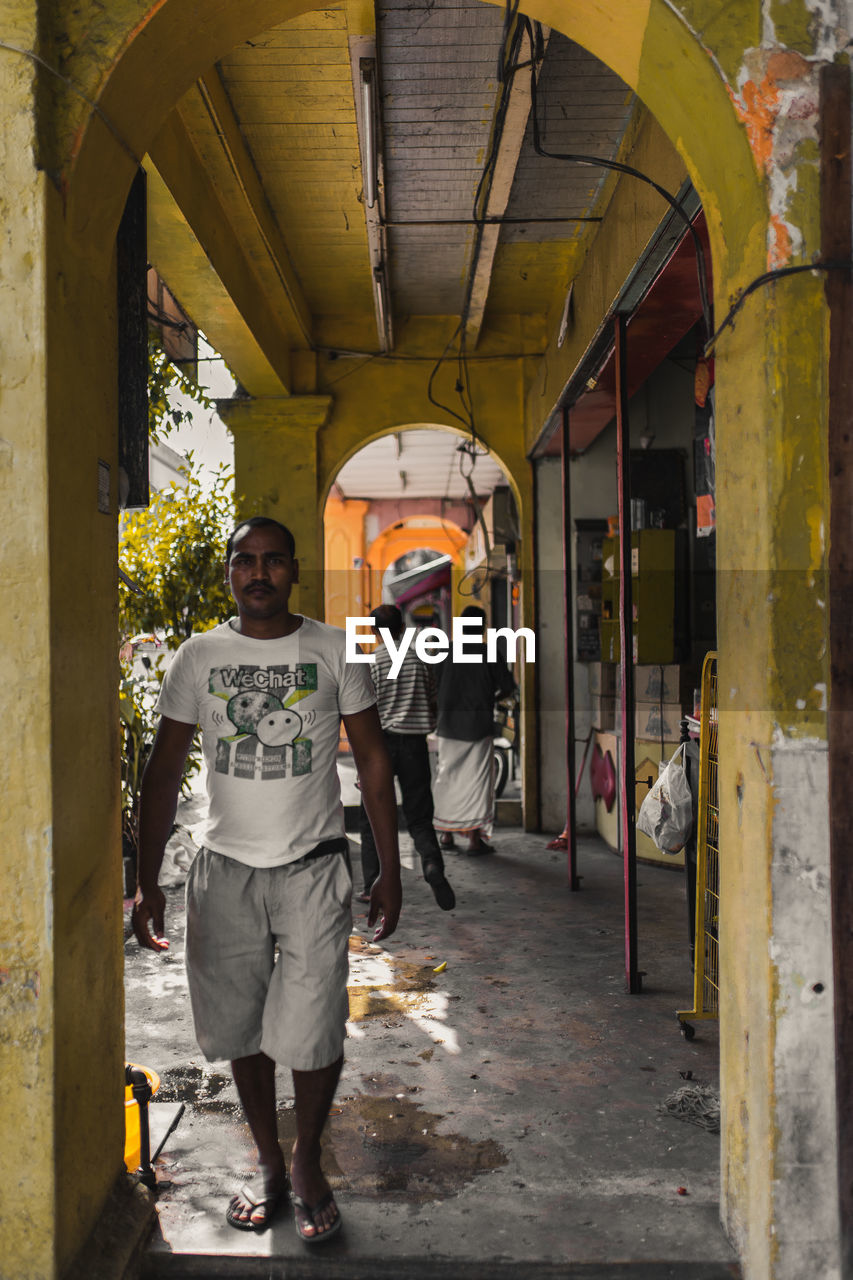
[226,524,299,623]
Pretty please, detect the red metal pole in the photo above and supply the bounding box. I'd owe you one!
[561,407,580,889]
[614,314,640,993]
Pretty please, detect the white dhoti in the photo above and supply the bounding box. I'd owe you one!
[431,736,495,836]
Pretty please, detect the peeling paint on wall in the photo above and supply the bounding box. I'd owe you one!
[727,48,822,267]
[769,737,840,1279]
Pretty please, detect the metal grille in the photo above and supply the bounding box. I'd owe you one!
[678,651,719,1035]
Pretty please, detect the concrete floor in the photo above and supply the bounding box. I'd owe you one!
[124,823,739,1279]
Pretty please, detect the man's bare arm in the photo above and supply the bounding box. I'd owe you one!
[132,716,197,951]
[343,705,402,941]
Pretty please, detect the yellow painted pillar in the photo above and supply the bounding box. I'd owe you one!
[219,396,333,622]
[0,8,56,1276]
[2,14,137,1278]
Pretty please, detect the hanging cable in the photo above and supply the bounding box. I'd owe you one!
[519,18,713,340]
[0,39,142,167]
[703,258,853,355]
[427,0,533,453]
[426,320,477,432]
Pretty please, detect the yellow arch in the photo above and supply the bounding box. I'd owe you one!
[320,421,518,513]
[366,517,468,599]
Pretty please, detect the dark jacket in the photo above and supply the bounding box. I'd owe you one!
[435,645,515,741]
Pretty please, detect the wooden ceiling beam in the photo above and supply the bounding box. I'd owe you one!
[464,26,550,349]
[147,70,313,391]
[146,161,290,397]
[195,70,313,347]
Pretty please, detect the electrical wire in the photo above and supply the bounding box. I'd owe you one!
[519,18,713,340]
[320,347,542,362]
[428,0,544,593]
[148,306,192,333]
[0,39,142,167]
[703,258,853,355]
[426,320,478,433]
[426,0,532,450]
[323,349,385,388]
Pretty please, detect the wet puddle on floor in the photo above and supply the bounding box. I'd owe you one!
[154,1064,241,1115]
[278,1087,507,1199]
[150,937,506,1200]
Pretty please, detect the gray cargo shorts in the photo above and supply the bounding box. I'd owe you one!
[184,842,352,1070]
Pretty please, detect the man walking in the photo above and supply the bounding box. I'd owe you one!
[358,604,455,911]
[433,605,515,854]
[132,516,401,1243]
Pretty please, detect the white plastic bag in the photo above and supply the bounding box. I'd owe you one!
[637,743,693,854]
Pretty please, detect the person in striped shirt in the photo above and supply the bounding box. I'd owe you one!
[357,604,455,912]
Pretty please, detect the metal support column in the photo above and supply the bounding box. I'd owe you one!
[821,62,853,1280]
[614,314,640,993]
[561,407,580,889]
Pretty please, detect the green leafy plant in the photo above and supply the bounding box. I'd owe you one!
[119,346,233,883]
[119,653,160,871]
[119,460,236,647]
[119,462,235,864]
[148,338,214,444]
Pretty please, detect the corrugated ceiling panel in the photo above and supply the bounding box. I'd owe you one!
[212,5,638,329]
[378,0,505,314]
[335,428,506,500]
[502,34,634,242]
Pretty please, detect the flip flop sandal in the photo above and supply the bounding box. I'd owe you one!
[226,1181,286,1232]
[290,1190,342,1245]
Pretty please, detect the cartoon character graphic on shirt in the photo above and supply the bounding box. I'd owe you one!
[225,690,303,746]
[208,663,317,780]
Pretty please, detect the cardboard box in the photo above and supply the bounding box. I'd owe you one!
[635,700,685,740]
[633,664,694,704]
[590,694,616,730]
[587,661,617,697]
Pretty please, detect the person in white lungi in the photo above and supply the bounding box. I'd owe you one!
[431,605,515,855]
[131,517,401,1244]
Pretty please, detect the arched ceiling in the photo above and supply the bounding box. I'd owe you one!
[145,0,637,395]
[333,428,507,499]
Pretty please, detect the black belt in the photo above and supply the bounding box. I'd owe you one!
[300,837,349,863]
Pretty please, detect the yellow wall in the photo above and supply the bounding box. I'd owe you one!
[1,1,843,1277]
[218,395,332,622]
[0,6,57,1275]
[1,37,126,1280]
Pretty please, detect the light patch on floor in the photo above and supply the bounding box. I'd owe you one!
[347,935,460,1053]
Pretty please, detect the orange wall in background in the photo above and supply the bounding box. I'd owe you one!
[324,496,467,629]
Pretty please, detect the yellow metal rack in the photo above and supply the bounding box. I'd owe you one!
[678,651,719,1040]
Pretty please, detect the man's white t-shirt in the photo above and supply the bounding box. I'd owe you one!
[155,616,375,867]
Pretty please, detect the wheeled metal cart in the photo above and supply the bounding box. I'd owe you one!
[678,651,719,1040]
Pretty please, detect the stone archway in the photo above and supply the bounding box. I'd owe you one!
[2,3,841,1277]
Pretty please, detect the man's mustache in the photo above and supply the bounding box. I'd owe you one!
[246,581,273,591]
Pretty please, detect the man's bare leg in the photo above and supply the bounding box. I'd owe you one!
[229,1052,287,1227]
[289,1054,343,1239]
